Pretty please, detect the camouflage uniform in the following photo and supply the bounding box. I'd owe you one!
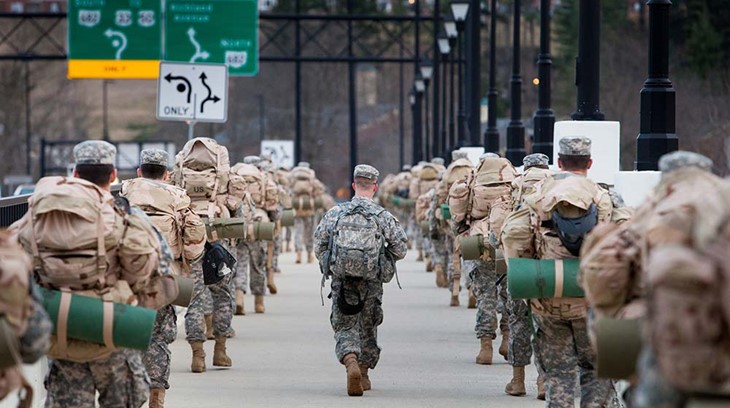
[144,305,177,389]
[295,216,314,253]
[467,258,499,339]
[236,241,266,295]
[186,258,235,341]
[314,165,408,368]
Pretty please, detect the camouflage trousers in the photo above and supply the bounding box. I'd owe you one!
[185,257,234,342]
[507,298,533,367]
[431,232,449,271]
[497,276,510,334]
[235,239,267,296]
[466,259,499,339]
[533,313,617,408]
[144,304,177,390]
[273,234,282,273]
[294,216,314,253]
[45,349,149,408]
[631,347,686,408]
[330,279,384,369]
[445,234,460,292]
[284,225,292,246]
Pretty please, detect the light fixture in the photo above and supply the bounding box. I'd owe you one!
[437,32,451,55]
[409,90,416,105]
[443,15,458,39]
[450,0,470,24]
[414,72,425,93]
[419,60,433,83]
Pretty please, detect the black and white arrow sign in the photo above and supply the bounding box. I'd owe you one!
[157,62,228,123]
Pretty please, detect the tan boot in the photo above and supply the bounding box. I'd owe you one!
[204,315,214,340]
[450,295,460,307]
[407,241,413,250]
[342,353,363,397]
[190,341,206,373]
[285,242,290,252]
[499,330,510,360]
[267,274,278,295]
[468,289,477,309]
[235,290,245,316]
[359,365,371,391]
[475,337,493,365]
[416,249,424,262]
[296,252,302,264]
[435,265,447,288]
[255,295,265,313]
[307,252,314,263]
[505,366,526,396]
[536,374,546,400]
[425,257,433,272]
[213,337,232,367]
[149,388,165,408]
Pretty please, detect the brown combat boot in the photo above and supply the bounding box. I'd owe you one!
[204,315,214,340]
[267,274,278,295]
[307,251,314,263]
[505,366,526,396]
[213,337,232,367]
[468,289,477,309]
[450,294,460,307]
[475,337,493,365]
[190,341,206,373]
[296,251,302,264]
[425,257,433,272]
[255,295,265,313]
[149,388,165,408]
[342,353,363,397]
[416,249,424,262]
[499,330,510,360]
[536,374,546,400]
[435,265,447,288]
[235,290,245,316]
[359,365,371,391]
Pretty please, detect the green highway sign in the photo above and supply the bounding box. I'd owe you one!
[68,0,162,79]
[164,0,259,76]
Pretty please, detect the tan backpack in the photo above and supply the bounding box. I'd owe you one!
[0,230,35,407]
[436,159,472,206]
[290,167,316,197]
[229,163,266,209]
[172,138,231,219]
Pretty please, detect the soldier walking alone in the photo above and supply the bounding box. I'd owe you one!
[314,165,408,397]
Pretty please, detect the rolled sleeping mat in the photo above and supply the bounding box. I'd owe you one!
[460,236,506,273]
[507,258,584,299]
[420,221,429,235]
[390,196,415,208]
[172,277,194,307]
[440,204,451,220]
[280,209,296,227]
[595,318,642,380]
[204,218,276,241]
[0,317,20,369]
[292,197,323,211]
[39,287,156,351]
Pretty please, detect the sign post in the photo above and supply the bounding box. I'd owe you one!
[164,0,259,76]
[67,0,162,79]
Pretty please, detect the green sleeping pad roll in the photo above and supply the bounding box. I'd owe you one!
[205,218,275,241]
[292,197,323,211]
[507,258,584,299]
[390,196,415,208]
[280,209,296,227]
[0,318,19,369]
[173,277,194,308]
[440,204,451,220]
[420,221,429,235]
[39,287,156,351]
[595,318,642,380]
[461,235,485,261]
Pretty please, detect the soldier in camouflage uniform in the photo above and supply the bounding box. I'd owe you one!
[291,162,318,263]
[314,164,408,397]
[501,138,618,407]
[121,148,207,407]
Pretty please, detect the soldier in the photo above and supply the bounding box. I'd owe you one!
[501,137,617,407]
[502,153,552,398]
[314,164,408,397]
[290,161,321,264]
[431,157,446,174]
[410,162,440,269]
[121,148,207,407]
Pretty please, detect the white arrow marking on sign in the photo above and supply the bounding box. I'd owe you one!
[187,28,210,63]
[104,29,127,60]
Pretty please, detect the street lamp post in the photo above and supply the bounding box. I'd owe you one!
[571,0,604,120]
[437,32,451,157]
[532,0,556,161]
[484,0,500,153]
[410,88,420,164]
[420,60,433,160]
[506,0,526,164]
[415,73,426,161]
[636,0,677,170]
[451,0,470,147]
[444,16,458,152]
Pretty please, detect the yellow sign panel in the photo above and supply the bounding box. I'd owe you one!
[67,60,160,79]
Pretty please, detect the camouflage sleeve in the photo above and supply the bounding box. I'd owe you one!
[19,287,52,364]
[381,211,408,261]
[313,206,340,260]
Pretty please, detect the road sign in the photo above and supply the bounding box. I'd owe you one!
[164,0,259,76]
[157,62,228,122]
[261,140,295,169]
[67,0,162,79]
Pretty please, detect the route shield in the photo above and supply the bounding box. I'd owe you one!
[164,0,259,76]
[157,62,228,122]
[67,0,162,79]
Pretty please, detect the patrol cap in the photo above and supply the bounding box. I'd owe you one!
[402,164,412,171]
[260,152,272,161]
[297,161,310,168]
[523,153,549,168]
[431,157,445,166]
[244,155,261,165]
[479,152,500,160]
[140,148,169,167]
[354,164,379,182]
[418,161,428,166]
[452,150,468,160]
[73,140,116,165]
[558,136,592,156]
[658,151,713,174]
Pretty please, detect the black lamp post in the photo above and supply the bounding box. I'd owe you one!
[636,0,677,170]
[571,0,604,120]
[415,74,426,161]
[505,0,526,165]
[420,60,434,160]
[532,0,556,161]
[410,86,422,164]
[444,16,458,153]
[484,0,499,153]
[451,0,470,147]
[437,31,451,157]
